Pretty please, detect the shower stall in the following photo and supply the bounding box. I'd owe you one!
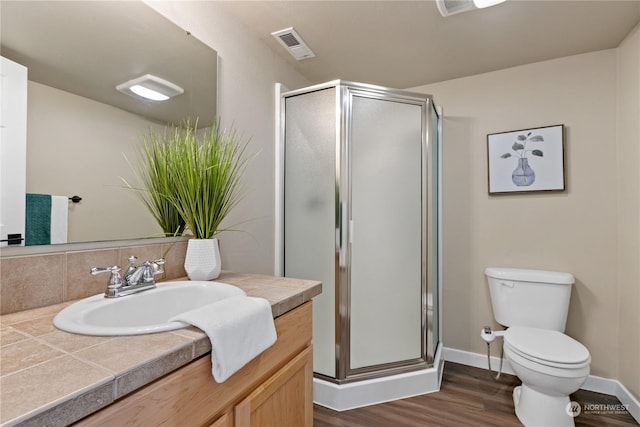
[277,81,442,409]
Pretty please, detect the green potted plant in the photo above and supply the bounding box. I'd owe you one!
[129,120,250,280]
[124,128,186,237]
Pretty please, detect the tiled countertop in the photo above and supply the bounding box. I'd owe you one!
[0,272,321,427]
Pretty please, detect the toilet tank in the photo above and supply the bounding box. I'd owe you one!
[485,267,574,332]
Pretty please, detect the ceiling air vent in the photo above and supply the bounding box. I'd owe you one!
[271,27,315,61]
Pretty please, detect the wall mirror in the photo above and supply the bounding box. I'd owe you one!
[0,1,218,252]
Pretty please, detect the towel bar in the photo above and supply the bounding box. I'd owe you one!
[0,234,24,245]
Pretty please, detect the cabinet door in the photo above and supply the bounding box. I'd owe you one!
[209,412,232,427]
[234,346,313,427]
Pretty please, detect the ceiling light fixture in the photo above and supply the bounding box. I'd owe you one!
[271,27,315,61]
[116,74,184,101]
[436,0,506,17]
[473,0,506,8]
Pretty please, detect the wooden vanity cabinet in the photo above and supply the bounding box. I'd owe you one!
[234,345,313,426]
[75,302,313,427]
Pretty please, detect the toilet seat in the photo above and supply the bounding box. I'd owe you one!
[505,326,590,369]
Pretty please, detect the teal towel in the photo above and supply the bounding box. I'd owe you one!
[25,193,51,246]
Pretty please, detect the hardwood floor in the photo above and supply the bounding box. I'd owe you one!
[314,362,639,426]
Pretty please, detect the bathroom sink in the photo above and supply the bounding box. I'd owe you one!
[53,281,246,336]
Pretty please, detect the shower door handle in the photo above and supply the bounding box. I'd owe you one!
[338,202,348,266]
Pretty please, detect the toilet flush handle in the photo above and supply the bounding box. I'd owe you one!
[500,281,514,288]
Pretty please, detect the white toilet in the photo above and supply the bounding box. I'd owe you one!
[485,267,591,427]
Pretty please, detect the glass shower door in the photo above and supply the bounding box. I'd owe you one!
[348,92,425,372]
[429,104,441,357]
[283,82,437,383]
[283,87,338,378]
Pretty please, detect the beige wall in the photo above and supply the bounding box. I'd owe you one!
[146,1,310,274]
[412,50,624,380]
[27,81,166,243]
[616,24,640,399]
[25,0,636,394]
[156,1,640,392]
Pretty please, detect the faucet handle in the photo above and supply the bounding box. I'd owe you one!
[91,266,123,294]
[90,265,121,276]
[143,258,166,281]
[151,258,166,275]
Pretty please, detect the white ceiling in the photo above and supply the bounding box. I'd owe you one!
[219,0,640,89]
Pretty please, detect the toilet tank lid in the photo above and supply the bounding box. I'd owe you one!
[485,268,574,285]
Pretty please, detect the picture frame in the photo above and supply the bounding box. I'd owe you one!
[487,124,565,194]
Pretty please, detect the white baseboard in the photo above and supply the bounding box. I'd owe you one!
[443,346,515,376]
[443,346,640,424]
[314,347,444,411]
[616,380,640,423]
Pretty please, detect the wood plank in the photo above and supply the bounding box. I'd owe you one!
[76,302,312,427]
[314,362,639,427]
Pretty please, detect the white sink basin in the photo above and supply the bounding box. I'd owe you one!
[53,281,246,336]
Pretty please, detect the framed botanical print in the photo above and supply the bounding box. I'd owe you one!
[487,124,565,194]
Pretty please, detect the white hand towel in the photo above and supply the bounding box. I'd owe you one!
[50,195,68,244]
[170,296,277,383]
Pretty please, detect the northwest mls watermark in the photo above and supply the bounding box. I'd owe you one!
[566,401,630,418]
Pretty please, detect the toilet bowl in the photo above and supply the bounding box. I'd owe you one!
[504,326,590,427]
[484,268,591,427]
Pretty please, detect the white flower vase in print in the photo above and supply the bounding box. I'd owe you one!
[501,131,544,187]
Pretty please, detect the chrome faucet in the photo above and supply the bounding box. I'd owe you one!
[91,256,165,298]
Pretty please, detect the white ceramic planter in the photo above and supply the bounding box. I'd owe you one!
[184,238,221,281]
